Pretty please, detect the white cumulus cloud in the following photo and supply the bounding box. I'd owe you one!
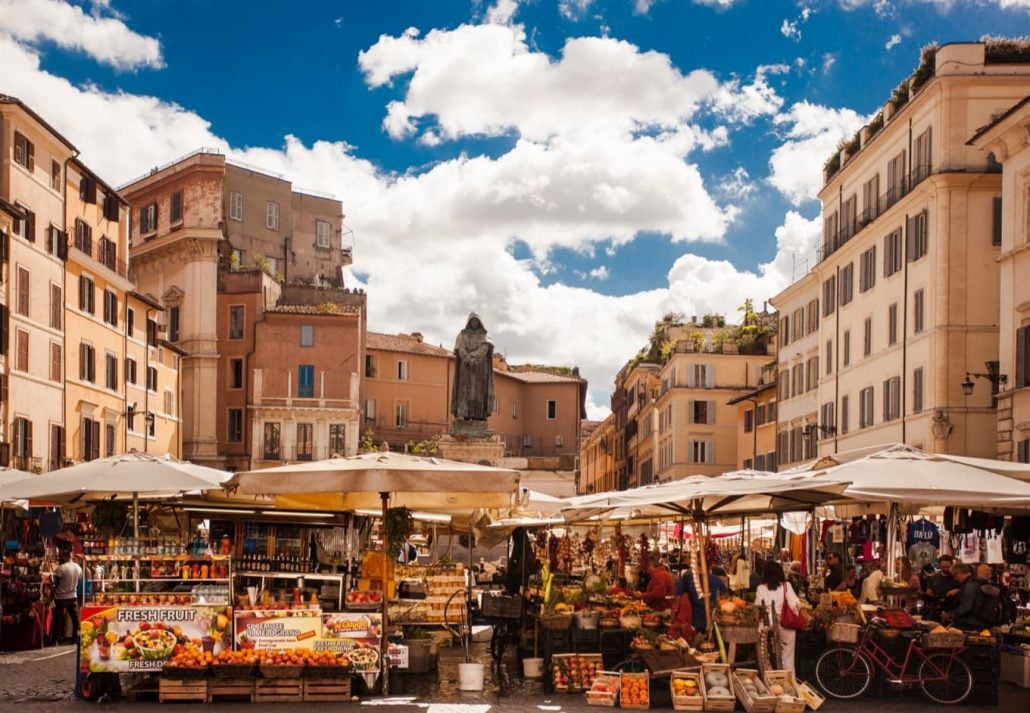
[0,0,162,70]
[767,101,867,205]
[885,34,902,50]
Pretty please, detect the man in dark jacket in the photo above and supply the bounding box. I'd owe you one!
[944,564,988,630]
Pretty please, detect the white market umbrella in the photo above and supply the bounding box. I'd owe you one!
[780,443,1030,507]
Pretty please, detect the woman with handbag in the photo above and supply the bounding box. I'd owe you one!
[755,562,803,674]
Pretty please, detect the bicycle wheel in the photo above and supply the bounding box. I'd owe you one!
[918,653,973,705]
[815,646,873,700]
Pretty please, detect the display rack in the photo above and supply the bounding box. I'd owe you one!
[234,570,346,609]
[81,554,233,604]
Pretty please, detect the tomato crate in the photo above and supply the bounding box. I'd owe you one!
[583,671,620,707]
[669,669,704,712]
[158,678,209,703]
[620,671,650,710]
[551,653,604,692]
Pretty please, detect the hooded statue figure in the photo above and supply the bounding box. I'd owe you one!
[451,313,495,422]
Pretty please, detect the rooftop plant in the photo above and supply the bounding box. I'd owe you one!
[824,151,841,180]
[890,81,910,112]
[982,35,1030,64]
[911,43,939,92]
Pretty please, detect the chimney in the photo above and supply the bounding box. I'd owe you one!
[411,332,423,342]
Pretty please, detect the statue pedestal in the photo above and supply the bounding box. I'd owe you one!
[438,433,505,466]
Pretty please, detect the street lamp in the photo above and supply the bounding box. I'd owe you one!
[961,361,1007,396]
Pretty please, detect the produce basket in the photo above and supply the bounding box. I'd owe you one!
[965,634,997,646]
[305,664,352,679]
[762,670,805,713]
[211,664,255,679]
[828,622,861,643]
[620,615,642,629]
[551,654,604,692]
[701,664,734,712]
[922,631,966,649]
[260,664,305,679]
[670,670,704,712]
[345,592,384,611]
[540,612,574,630]
[598,618,619,629]
[162,665,209,680]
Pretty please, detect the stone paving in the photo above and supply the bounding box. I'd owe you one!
[1,643,1028,712]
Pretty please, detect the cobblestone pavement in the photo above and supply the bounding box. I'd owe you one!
[1,644,1028,712]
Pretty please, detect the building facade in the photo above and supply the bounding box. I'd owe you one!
[771,42,1030,463]
[120,150,353,468]
[362,331,587,459]
[728,363,779,472]
[579,416,617,494]
[970,97,1030,462]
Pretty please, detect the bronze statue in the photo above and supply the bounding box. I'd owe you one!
[451,313,495,428]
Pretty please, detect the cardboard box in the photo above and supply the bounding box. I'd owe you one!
[1001,650,1030,689]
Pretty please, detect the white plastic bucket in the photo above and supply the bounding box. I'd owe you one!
[522,657,544,678]
[575,610,599,629]
[458,662,485,691]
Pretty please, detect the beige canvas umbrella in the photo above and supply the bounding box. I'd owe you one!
[233,451,519,694]
[0,451,232,536]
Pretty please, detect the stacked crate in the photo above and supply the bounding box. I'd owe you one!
[964,644,1000,706]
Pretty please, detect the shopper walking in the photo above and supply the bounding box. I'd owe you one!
[755,562,800,674]
[52,550,82,644]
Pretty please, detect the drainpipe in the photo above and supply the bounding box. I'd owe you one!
[901,212,910,445]
[144,306,154,454]
[745,396,760,467]
[833,264,840,454]
[61,150,78,467]
[243,287,268,469]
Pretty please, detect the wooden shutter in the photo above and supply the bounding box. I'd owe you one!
[25,420,33,459]
[992,197,1003,247]
[50,343,60,382]
[705,365,715,388]
[17,330,28,371]
[707,400,716,424]
[91,421,100,461]
[0,230,7,263]
[80,176,97,204]
[0,304,7,355]
[0,374,7,404]
[1017,326,1030,388]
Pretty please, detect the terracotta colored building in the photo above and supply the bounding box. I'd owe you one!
[771,42,1030,463]
[120,150,353,467]
[362,331,587,458]
[217,271,365,471]
[970,96,1030,462]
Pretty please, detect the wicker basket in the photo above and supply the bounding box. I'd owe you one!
[619,615,642,630]
[260,664,305,679]
[599,618,619,629]
[162,666,209,680]
[540,612,574,630]
[720,624,759,644]
[922,632,965,649]
[211,664,255,679]
[828,622,861,643]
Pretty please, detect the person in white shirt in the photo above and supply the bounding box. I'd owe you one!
[858,558,885,605]
[52,550,82,644]
[755,562,801,674]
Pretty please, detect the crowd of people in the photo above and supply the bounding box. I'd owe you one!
[602,545,1019,676]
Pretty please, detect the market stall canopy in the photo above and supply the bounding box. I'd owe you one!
[0,466,36,510]
[232,451,520,511]
[780,443,1030,507]
[0,451,232,503]
[561,471,851,523]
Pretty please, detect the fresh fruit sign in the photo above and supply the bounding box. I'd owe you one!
[79,605,231,673]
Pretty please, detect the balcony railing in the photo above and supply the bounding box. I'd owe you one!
[72,235,129,277]
[819,164,931,263]
[13,455,43,472]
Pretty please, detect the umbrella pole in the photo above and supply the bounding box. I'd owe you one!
[132,492,139,539]
[467,515,474,663]
[886,502,898,579]
[694,504,712,642]
[380,491,389,696]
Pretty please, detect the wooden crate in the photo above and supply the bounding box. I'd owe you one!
[584,671,620,707]
[253,677,303,703]
[304,678,353,702]
[158,678,209,703]
[797,682,826,711]
[670,669,704,712]
[701,663,734,712]
[207,678,254,703]
[619,671,650,710]
[762,670,805,713]
[733,668,778,713]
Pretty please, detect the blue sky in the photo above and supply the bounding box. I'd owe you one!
[1,0,1027,416]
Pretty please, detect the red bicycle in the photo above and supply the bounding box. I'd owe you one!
[815,623,973,705]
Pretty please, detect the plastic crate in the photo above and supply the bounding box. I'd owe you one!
[574,628,601,653]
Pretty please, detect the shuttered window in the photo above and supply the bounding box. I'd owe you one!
[882,376,901,421]
[15,329,29,372]
[913,367,924,414]
[859,246,876,292]
[50,343,61,382]
[992,197,1003,247]
[79,342,96,382]
[884,228,903,277]
[859,387,874,428]
[690,400,715,425]
[823,276,836,316]
[16,267,29,316]
[907,210,928,261]
[1015,326,1030,388]
[913,289,925,334]
[839,263,854,305]
[13,132,34,170]
[50,284,62,329]
[888,303,898,346]
[840,395,850,435]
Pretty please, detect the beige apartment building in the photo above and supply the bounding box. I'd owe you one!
[579,416,617,494]
[728,362,778,471]
[0,96,74,471]
[362,331,587,458]
[654,339,774,481]
[120,150,353,467]
[970,96,1030,462]
[771,42,1030,464]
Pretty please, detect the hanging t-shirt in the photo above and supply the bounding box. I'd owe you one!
[907,518,941,550]
[959,533,981,564]
[984,533,1004,564]
[908,541,936,570]
[851,518,871,544]
[1005,524,1030,565]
